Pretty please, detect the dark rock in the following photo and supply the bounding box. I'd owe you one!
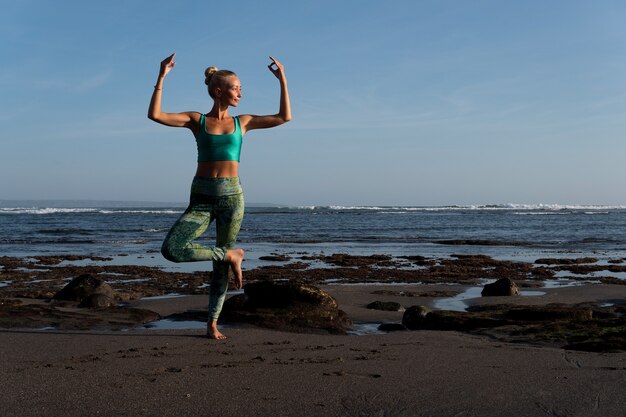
[504,305,593,321]
[436,239,528,247]
[243,280,338,309]
[0,303,160,330]
[422,310,507,331]
[366,301,404,312]
[371,289,460,298]
[378,323,407,332]
[259,255,292,262]
[481,278,520,297]
[562,340,626,353]
[534,257,599,265]
[0,298,22,307]
[300,253,395,267]
[54,274,115,303]
[114,291,143,302]
[33,255,113,265]
[398,255,430,265]
[163,310,207,322]
[434,304,624,352]
[221,280,351,334]
[78,294,114,308]
[402,305,431,330]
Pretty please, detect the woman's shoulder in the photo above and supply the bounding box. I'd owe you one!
[236,114,253,124]
[181,111,203,134]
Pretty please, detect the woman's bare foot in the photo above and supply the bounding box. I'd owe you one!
[225,248,244,289]
[207,320,227,340]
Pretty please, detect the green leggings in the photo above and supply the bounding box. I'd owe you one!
[161,177,244,321]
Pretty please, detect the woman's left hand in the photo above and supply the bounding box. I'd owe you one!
[267,56,286,81]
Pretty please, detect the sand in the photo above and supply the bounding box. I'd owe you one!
[2,283,626,417]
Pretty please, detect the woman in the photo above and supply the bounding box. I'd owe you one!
[148,53,291,339]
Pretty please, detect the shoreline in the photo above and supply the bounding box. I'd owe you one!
[1,253,625,344]
[2,253,626,416]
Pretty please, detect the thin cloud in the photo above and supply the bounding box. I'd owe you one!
[26,71,112,94]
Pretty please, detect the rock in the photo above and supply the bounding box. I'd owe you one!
[0,303,160,330]
[402,305,431,330]
[115,291,143,302]
[222,280,351,334]
[366,301,404,312]
[481,278,520,297]
[422,310,506,331]
[378,323,407,332]
[436,239,528,246]
[0,298,22,307]
[259,255,292,262]
[53,274,115,304]
[78,294,114,308]
[504,305,593,321]
[243,280,338,309]
[534,257,598,265]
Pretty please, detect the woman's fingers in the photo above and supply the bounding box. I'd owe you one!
[160,52,176,75]
[268,56,283,68]
[268,56,284,78]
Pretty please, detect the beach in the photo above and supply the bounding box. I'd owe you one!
[5,0,626,413]
[3,324,626,417]
[1,252,626,417]
[1,204,626,415]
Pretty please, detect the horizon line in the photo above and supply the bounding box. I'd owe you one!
[1,199,625,210]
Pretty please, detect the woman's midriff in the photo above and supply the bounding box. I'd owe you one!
[195,161,239,178]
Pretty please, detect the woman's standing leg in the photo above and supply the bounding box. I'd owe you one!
[207,192,245,339]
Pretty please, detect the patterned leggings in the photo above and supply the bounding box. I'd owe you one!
[161,177,244,321]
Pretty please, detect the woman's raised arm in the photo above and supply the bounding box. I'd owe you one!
[148,53,195,128]
[239,56,291,133]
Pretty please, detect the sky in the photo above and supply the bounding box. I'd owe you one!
[1,0,626,206]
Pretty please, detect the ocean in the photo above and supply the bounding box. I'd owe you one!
[1,201,626,272]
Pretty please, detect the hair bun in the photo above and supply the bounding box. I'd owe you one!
[204,66,219,86]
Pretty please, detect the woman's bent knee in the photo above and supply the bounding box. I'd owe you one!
[161,242,183,263]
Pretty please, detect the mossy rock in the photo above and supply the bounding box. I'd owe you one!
[366,301,404,312]
[402,305,431,330]
[222,280,351,334]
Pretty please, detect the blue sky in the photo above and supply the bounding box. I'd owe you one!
[1,0,625,206]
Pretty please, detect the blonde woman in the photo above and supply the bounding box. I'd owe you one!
[148,53,291,339]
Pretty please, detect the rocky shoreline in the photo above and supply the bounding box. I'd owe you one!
[2,253,625,299]
[1,253,625,352]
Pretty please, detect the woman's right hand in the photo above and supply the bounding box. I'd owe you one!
[159,53,176,77]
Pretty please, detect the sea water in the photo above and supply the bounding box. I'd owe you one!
[1,202,626,270]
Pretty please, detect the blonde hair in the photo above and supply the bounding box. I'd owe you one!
[204,66,237,99]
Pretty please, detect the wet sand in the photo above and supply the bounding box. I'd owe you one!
[1,255,626,416]
[2,324,626,416]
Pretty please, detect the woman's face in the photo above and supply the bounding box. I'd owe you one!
[220,76,242,107]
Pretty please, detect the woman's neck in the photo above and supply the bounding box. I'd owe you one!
[207,102,230,120]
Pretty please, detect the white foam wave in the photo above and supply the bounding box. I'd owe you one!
[486,203,626,211]
[290,204,626,212]
[0,207,182,215]
[0,207,100,215]
[98,209,182,214]
[329,206,388,210]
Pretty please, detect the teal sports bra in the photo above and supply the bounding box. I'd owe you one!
[195,114,243,162]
